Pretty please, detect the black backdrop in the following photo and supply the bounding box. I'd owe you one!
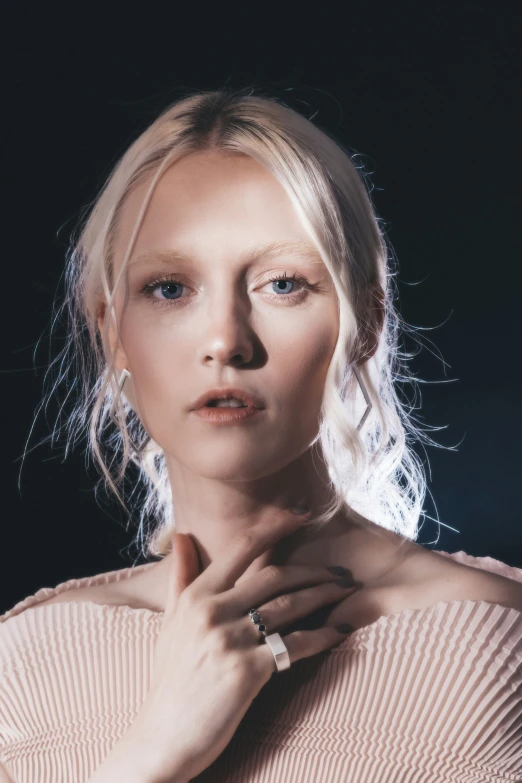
[2,1,521,614]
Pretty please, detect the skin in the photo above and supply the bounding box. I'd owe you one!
[36,147,522,781]
[43,149,522,630]
[97,148,412,612]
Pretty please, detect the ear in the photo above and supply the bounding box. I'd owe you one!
[96,300,129,372]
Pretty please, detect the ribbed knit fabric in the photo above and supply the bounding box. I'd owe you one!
[0,550,521,783]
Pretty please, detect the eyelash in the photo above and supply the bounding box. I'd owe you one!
[139,271,316,308]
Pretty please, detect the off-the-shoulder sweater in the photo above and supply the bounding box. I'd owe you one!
[0,549,521,782]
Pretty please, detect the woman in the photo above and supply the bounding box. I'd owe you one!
[1,89,521,783]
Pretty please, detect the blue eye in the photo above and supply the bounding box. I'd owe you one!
[140,271,314,307]
[267,272,305,295]
[154,281,183,300]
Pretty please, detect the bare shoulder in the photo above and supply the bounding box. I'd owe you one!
[327,541,522,634]
[34,583,120,609]
[383,545,522,616]
[31,563,161,612]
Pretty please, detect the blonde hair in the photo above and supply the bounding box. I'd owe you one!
[27,87,450,562]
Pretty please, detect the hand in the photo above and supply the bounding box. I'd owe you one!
[125,506,359,783]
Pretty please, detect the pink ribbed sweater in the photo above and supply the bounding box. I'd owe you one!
[0,550,521,783]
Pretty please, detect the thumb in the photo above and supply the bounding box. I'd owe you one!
[164,532,201,616]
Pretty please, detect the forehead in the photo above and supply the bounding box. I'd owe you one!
[115,150,324,271]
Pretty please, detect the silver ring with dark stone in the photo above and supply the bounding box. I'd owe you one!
[248,607,268,639]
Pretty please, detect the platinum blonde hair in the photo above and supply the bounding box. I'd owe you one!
[29,88,448,562]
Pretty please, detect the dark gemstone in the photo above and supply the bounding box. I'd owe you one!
[251,613,261,624]
[248,609,256,615]
[258,624,266,632]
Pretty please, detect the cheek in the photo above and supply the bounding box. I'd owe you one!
[271,319,338,410]
[118,316,188,418]
[118,301,338,436]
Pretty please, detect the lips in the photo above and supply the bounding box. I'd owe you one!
[190,387,265,411]
[206,399,247,408]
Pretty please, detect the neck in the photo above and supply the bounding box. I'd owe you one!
[130,445,406,613]
[163,439,357,576]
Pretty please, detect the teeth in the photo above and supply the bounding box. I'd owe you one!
[211,398,247,408]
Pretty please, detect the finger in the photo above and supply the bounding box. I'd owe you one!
[164,533,201,616]
[254,580,359,632]
[190,507,310,599]
[273,624,355,668]
[223,564,359,616]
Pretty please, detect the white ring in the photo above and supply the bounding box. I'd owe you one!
[264,632,291,672]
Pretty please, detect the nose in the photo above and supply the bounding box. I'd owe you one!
[196,291,256,368]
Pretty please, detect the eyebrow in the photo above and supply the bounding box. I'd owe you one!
[128,240,324,269]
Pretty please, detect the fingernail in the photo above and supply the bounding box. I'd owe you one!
[333,576,356,588]
[326,565,348,576]
[335,623,355,634]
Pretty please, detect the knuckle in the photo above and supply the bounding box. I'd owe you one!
[272,592,294,612]
[232,530,256,552]
[261,564,284,584]
[209,627,234,655]
[176,590,195,614]
[177,588,194,607]
[195,598,221,629]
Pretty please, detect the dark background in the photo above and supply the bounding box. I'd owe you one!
[2,2,521,614]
